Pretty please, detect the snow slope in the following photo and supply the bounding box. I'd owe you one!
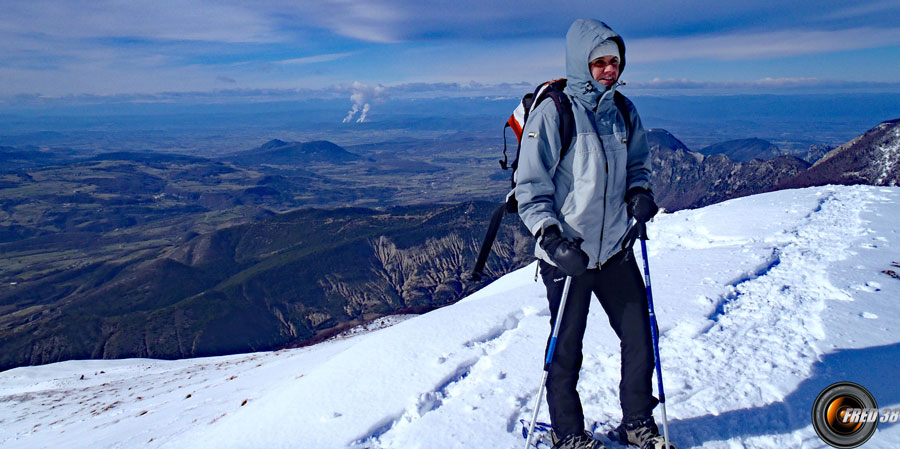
[2,185,899,449]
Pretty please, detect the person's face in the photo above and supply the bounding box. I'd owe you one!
[589,55,620,86]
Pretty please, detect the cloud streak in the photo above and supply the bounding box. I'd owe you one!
[0,82,528,110]
[258,0,900,43]
[276,52,357,65]
[625,77,900,93]
[4,79,900,112]
[628,26,900,62]
[0,0,277,43]
[1,1,899,99]
[814,0,900,22]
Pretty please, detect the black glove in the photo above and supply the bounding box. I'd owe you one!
[625,187,658,223]
[539,226,589,277]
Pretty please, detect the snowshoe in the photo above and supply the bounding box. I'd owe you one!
[521,420,555,448]
[551,429,607,449]
[608,417,675,449]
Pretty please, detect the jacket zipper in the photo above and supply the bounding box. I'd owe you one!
[593,84,622,269]
[597,159,609,269]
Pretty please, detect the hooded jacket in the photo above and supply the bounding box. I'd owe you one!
[515,19,653,269]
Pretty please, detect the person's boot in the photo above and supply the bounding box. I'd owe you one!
[551,429,606,449]
[609,416,675,449]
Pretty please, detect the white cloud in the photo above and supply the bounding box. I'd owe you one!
[627,27,900,62]
[4,78,900,110]
[324,1,406,43]
[815,0,900,21]
[622,77,900,94]
[0,82,530,109]
[1,1,899,98]
[277,52,357,65]
[632,77,824,89]
[0,0,277,43]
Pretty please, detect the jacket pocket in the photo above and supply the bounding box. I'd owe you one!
[601,134,628,188]
[573,132,601,154]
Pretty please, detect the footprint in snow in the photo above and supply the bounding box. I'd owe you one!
[851,282,881,292]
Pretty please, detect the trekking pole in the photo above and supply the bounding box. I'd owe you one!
[637,222,672,449]
[524,275,573,449]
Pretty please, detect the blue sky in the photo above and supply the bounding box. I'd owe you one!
[2,0,900,108]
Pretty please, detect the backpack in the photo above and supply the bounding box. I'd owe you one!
[470,79,632,281]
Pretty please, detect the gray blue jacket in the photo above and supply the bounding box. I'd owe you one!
[515,19,653,269]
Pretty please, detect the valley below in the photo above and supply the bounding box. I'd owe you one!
[2,116,898,370]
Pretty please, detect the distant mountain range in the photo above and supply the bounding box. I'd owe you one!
[646,128,690,153]
[646,129,810,210]
[648,131,834,166]
[0,145,79,170]
[697,138,782,162]
[223,139,362,165]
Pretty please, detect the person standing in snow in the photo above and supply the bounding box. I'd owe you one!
[516,19,670,449]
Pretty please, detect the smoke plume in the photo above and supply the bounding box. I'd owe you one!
[342,81,387,123]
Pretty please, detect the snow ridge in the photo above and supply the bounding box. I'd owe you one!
[664,188,868,446]
[352,310,526,447]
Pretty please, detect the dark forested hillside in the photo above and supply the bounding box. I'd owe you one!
[0,202,531,370]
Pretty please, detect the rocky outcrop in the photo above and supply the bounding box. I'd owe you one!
[649,130,811,211]
[805,144,834,164]
[780,119,900,188]
[0,202,533,370]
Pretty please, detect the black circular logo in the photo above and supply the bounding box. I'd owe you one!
[812,382,878,448]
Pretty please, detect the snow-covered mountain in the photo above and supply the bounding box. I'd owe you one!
[2,185,899,449]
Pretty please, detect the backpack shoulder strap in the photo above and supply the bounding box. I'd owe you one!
[545,87,575,160]
[510,79,574,172]
[614,91,632,140]
[470,201,508,281]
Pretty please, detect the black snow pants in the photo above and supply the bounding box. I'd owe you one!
[539,249,659,438]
